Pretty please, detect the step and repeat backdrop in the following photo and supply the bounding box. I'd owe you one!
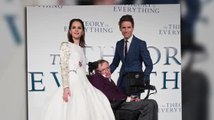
[27,4,181,120]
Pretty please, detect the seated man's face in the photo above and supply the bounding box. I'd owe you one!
[98,62,111,79]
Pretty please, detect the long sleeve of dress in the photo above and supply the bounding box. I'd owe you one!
[59,42,70,88]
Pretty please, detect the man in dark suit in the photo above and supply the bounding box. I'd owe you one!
[110,14,153,95]
[88,59,158,120]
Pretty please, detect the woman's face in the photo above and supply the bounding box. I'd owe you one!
[69,21,84,40]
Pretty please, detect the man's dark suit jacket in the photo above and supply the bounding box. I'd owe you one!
[88,72,127,102]
[110,35,153,90]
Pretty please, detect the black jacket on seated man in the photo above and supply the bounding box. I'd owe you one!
[88,72,158,120]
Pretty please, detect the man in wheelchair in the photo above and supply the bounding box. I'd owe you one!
[87,59,158,120]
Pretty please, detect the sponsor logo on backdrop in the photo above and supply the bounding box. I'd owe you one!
[64,21,113,33]
[159,102,182,113]
[159,24,180,36]
[84,21,113,33]
[113,5,159,14]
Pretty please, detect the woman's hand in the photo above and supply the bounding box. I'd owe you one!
[63,87,71,102]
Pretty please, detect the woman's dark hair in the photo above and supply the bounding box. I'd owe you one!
[67,18,85,47]
[118,14,134,28]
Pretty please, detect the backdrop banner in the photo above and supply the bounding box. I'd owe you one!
[27,4,181,120]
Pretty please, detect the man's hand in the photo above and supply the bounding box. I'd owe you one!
[63,87,71,102]
[130,95,141,102]
[133,97,141,102]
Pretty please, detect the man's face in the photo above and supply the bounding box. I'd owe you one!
[120,21,134,39]
[98,62,111,79]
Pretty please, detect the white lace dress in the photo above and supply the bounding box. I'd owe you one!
[42,42,115,120]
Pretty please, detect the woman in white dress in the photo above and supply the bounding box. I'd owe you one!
[43,18,115,120]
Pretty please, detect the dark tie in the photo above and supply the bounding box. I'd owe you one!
[124,40,128,58]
